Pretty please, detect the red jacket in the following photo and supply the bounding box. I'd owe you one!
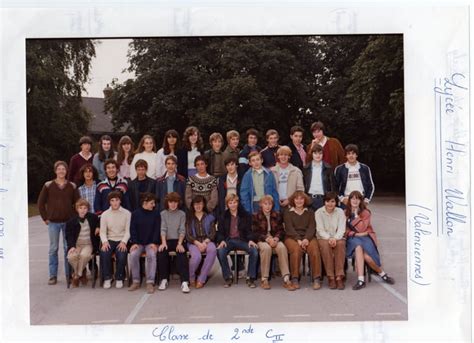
[345,209,378,246]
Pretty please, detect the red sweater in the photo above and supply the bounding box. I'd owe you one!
[68,153,93,183]
[37,180,80,222]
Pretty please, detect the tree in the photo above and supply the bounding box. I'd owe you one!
[106,36,321,145]
[27,39,96,200]
[107,35,405,192]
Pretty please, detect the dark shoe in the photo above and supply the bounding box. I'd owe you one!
[247,278,256,288]
[48,277,57,285]
[224,278,233,288]
[291,278,300,289]
[381,274,395,284]
[336,278,345,290]
[328,277,337,289]
[352,280,366,290]
[260,279,271,290]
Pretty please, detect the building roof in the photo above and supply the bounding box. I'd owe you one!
[82,96,126,135]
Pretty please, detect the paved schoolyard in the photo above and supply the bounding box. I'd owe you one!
[29,196,407,325]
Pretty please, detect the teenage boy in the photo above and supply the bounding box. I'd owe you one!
[204,132,226,177]
[222,130,240,163]
[260,129,280,168]
[94,159,130,215]
[216,194,258,288]
[238,128,261,178]
[217,157,241,218]
[68,136,93,184]
[128,192,161,294]
[306,121,345,168]
[288,126,306,171]
[271,146,304,209]
[128,159,156,211]
[99,191,131,289]
[38,161,80,285]
[303,144,336,210]
[240,151,280,214]
[334,144,375,206]
[155,155,186,212]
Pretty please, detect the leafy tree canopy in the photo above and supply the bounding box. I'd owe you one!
[27,39,96,200]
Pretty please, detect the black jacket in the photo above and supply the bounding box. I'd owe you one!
[216,208,252,243]
[288,141,305,171]
[65,213,100,253]
[303,161,336,195]
[176,147,204,178]
[128,176,156,211]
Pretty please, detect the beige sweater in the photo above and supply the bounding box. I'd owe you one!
[271,163,304,199]
[100,206,131,244]
[315,207,346,240]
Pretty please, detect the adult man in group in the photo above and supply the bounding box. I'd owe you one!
[38,161,80,285]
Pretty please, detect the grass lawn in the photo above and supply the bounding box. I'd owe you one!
[28,203,40,217]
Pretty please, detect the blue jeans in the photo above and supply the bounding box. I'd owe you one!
[217,239,258,280]
[48,222,67,278]
[100,240,128,281]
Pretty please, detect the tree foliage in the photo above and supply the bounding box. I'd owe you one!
[107,35,404,192]
[27,39,95,200]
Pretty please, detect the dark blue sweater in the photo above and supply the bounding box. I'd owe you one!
[130,207,161,245]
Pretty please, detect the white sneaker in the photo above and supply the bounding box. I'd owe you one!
[115,280,123,289]
[103,279,112,289]
[158,279,168,291]
[181,281,190,293]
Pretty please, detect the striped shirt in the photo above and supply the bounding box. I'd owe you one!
[78,182,97,213]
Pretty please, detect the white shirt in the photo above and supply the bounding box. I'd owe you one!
[187,147,200,169]
[344,162,364,196]
[130,151,158,180]
[156,148,176,178]
[308,161,324,195]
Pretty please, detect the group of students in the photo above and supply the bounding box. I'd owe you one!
[37,121,394,294]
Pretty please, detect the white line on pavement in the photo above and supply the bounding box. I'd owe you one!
[376,312,402,316]
[189,315,214,319]
[124,294,151,324]
[141,317,168,321]
[233,315,260,318]
[91,319,120,324]
[283,314,311,318]
[329,313,355,317]
[373,276,408,304]
[374,212,406,223]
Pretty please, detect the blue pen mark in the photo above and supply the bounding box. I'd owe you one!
[266,329,285,342]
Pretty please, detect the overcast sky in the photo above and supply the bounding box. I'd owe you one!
[83,39,134,98]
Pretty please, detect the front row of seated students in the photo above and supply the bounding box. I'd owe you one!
[64,190,394,292]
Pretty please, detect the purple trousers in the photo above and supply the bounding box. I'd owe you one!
[188,242,217,283]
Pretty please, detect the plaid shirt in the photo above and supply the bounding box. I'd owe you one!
[78,182,97,213]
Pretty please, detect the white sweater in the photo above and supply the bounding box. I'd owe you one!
[130,151,158,180]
